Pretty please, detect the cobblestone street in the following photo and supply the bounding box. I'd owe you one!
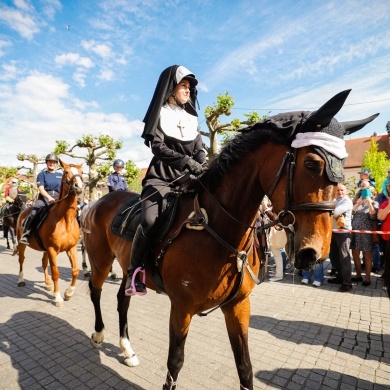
[0,240,389,389]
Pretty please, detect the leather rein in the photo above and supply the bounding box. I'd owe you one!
[158,147,335,316]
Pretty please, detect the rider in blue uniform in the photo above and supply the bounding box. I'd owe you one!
[107,159,128,192]
[19,153,63,245]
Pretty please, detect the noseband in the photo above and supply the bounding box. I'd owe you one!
[268,148,335,232]
[63,172,83,193]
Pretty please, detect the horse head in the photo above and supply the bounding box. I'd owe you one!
[59,159,84,196]
[14,194,27,211]
[270,90,378,269]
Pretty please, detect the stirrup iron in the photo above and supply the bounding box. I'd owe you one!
[124,267,147,296]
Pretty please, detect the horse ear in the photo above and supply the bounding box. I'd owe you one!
[340,113,380,135]
[59,158,65,168]
[307,90,352,127]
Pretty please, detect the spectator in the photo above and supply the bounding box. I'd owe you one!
[327,183,353,292]
[350,180,379,286]
[268,225,287,282]
[381,168,390,197]
[301,262,324,287]
[377,182,390,285]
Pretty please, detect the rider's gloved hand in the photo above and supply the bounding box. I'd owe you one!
[185,159,203,176]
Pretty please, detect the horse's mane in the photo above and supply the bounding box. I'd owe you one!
[200,125,293,193]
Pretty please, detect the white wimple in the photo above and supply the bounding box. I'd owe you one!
[291,132,348,159]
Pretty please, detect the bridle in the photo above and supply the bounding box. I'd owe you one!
[267,148,335,233]
[53,169,83,204]
[63,170,83,193]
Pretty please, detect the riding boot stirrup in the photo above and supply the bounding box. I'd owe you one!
[19,216,33,245]
[124,225,149,296]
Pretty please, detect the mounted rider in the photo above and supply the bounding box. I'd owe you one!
[4,178,23,209]
[19,153,63,245]
[107,159,128,192]
[124,65,207,296]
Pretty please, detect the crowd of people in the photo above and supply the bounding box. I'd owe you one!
[261,167,388,293]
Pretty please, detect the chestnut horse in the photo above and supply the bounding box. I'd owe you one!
[82,90,379,389]
[16,160,84,307]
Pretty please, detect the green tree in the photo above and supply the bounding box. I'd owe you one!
[203,92,262,159]
[124,160,142,192]
[361,137,390,192]
[55,134,123,200]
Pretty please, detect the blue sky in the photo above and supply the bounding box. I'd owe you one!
[1,0,390,169]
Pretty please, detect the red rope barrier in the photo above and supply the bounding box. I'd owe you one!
[332,229,390,234]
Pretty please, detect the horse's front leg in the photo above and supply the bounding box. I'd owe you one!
[222,297,253,390]
[41,252,54,291]
[64,245,80,301]
[46,249,63,307]
[10,227,16,248]
[88,260,112,349]
[17,243,27,287]
[163,304,192,390]
[117,280,139,367]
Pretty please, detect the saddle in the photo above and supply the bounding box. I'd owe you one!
[29,205,53,250]
[111,191,182,293]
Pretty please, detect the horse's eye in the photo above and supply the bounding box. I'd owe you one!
[305,160,321,173]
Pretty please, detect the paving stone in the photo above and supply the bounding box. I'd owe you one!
[0,249,388,389]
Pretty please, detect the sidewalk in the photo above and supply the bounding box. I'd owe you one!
[0,239,389,389]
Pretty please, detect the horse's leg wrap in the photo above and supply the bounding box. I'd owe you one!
[162,371,178,390]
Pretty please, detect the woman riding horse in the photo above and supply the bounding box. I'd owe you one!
[124,65,207,296]
[20,153,62,245]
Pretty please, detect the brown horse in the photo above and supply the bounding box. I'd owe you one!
[16,160,84,307]
[82,90,379,389]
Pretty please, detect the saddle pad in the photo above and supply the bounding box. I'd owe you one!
[111,195,142,240]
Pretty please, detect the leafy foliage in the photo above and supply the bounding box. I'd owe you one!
[361,137,390,192]
[54,133,140,200]
[203,92,262,158]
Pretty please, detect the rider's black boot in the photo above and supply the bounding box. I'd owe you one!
[19,215,33,245]
[124,225,150,295]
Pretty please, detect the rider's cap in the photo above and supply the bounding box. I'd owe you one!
[358,168,371,175]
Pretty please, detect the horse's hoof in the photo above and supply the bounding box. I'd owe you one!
[123,354,140,367]
[64,292,72,301]
[110,273,118,280]
[17,281,26,287]
[55,300,64,308]
[90,337,103,349]
[46,284,54,292]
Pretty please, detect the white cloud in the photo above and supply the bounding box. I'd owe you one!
[0,39,12,57]
[0,62,18,81]
[55,53,94,69]
[0,72,146,167]
[81,40,113,59]
[0,3,39,40]
[98,69,114,81]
